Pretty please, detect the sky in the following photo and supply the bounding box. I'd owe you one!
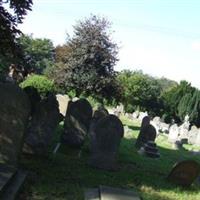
[19,0,200,88]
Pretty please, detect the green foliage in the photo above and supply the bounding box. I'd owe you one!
[117,70,163,115]
[47,15,121,101]
[0,0,33,67]
[18,34,55,73]
[20,74,55,97]
[161,80,195,123]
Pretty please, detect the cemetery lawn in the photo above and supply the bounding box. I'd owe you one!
[20,116,200,200]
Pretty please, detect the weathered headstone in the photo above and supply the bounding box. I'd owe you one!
[62,98,93,147]
[23,86,41,115]
[135,116,157,149]
[56,94,70,117]
[168,124,179,143]
[188,125,199,145]
[24,93,60,154]
[0,83,30,165]
[167,160,200,187]
[89,106,109,138]
[89,115,124,170]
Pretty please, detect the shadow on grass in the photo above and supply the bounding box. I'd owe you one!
[19,124,200,200]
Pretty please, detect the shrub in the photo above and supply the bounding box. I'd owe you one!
[20,74,55,97]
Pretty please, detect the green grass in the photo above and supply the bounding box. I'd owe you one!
[19,116,200,200]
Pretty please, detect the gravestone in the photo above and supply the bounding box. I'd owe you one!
[168,124,179,143]
[89,115,124,170]
[135,116,155,149]
[167,160,200,187]
[56,94,70,117]
[89,106,109,138]
[24,93,60,154]
[188,126,199,145]
[23,86,41,116]
[0,83,30,165]
[62,98,93,147]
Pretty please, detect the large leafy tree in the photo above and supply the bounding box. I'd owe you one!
[117,70,162,115]
[0,0,33,73]
[0,0,33,55]
[49,15,120,100]
[18,34,55,73]
[161,80,195,123]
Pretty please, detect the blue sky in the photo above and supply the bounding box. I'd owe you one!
[19,0,200,88]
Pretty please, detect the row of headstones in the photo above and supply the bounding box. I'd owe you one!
[135,116,200,187]
[0,83,61,168]
[0,84,125,172]
[60,98,124,171]
[125,109,200,147]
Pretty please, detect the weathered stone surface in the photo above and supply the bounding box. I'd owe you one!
[188,126,199,145]
[168,124,179,143]
[167,160,200,187]
[89,115,124,170]
[0,83,30,165]
[135,116,156,149]
[89,106,109,138]
[23,86,41,115]
[24,93,60,154]
[62,98,93,147]
[56,94,70,117]
[143,141,160,158]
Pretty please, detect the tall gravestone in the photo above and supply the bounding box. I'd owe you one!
[0,83,30,165]
[135,116,151,148]
[89,114,124,170]
[61,98,93,147]
[24,93,60,154]
[89,106,109,138]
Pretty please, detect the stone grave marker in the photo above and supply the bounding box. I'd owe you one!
[56,94,70,117]
[24,92,60,154]
[62,98,93,147]
[89,114,124,170]
[0,83,30,165]
[188,125,199,145]
[0,83,30,198]
[135,116,157,149]
[167,160,200,187]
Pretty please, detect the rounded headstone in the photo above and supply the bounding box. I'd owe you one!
[167,160,200,187]
[89,114,124,170]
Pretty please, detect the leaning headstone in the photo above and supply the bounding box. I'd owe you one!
[62,98,93,147]
[24,93,60,154]
[89,115,124,170]
[0,83,30,165]
[56,94,70,117]
[167,160,200,187]
[135,116,152,148]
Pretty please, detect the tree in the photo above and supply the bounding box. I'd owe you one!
[161,80,195,123]
[48,15,119,101]
[117,70,162,115]
[0,0,33,74]
[18,34,55,73]
[0,0,33,56]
